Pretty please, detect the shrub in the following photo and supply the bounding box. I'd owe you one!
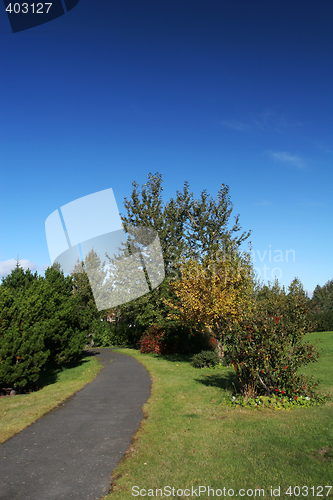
[138,321,213,355]
[36,267,87,366]
[89,319,129,347]
[139,327,164,354]
[161,322,212,355]
[310,311,333,332]
[0,264,39,296]
[0,266,87,390]
[191,350,219,368]
[227,278,320,399]
[0,288,49,389]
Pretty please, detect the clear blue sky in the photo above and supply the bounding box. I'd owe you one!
[1,0,332,297]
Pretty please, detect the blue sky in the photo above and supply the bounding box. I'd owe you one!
[1,0,332,297]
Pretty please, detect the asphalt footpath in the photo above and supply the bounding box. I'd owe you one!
[0,348,151,500]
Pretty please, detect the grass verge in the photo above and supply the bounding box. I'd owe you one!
[104,332,333,499]
[0,353,102,444]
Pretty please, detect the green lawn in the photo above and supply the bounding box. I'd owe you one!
[302,331,333,397]
[104,332,333,500]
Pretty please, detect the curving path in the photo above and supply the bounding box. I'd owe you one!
[0,349,151,500]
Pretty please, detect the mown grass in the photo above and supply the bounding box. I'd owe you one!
[0,354,102,444]
[302,331,333,397]
[104,332,333,500]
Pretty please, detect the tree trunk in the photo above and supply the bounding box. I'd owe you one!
[216,336,225,362]
[216,338,222,362]
[208,326,224,362]
[215,324,225,363]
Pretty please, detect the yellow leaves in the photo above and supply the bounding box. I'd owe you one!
[165,256,254,331]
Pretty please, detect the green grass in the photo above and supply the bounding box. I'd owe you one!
[302,331,333,397]
[0,354,102,444]
[104,332,333,500]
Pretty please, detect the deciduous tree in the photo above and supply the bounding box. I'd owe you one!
[164,249,255,361]
[115,173,252,335]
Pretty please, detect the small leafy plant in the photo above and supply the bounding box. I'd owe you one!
[191,350,219,368]
[223,393,329,410]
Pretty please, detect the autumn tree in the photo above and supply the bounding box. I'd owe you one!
[114,172,251,336]
[164,249,255,361]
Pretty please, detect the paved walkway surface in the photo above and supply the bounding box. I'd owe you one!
[0,349,151,500]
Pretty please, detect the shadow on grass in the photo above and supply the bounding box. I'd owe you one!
[33,356,91,392]
[195,370,240,393]
[159,354,194,363]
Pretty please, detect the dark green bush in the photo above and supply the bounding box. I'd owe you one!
[0,266,88,390]
[40,267,87,365]
[158,322,213,355]
[136,322,213,356]
[89,319,129,347]
[310,311,333,332]
[0,265,39,296]
[191,350,219,368]
[0,288,49,388]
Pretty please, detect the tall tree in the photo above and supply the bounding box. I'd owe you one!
[311,278,333,313]
[186,184,251,262]
[0,260,39,296]
[70,256,101,337]
[121,172,193,277]
[120,173,251,275]
[114,172,252,333]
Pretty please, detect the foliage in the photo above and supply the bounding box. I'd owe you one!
[69,256,102,335]
[164,249,255,360]
[139,321,212,355]
[253,278,288,316]
[160,321,213,355]
[120,171,251,270]
[0,265,88,389]
[0,286,49,388]
[113,172,251,343]
[139,326,164,354]
[311,278,333,313]
[89,318,129,347]
[223,393,329,409]
[191,350,219,368]
[0,260,39,296]
[41,266,88,365]
[310,310,333,332]
[309,278,333,331]
[227,278,320,399]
